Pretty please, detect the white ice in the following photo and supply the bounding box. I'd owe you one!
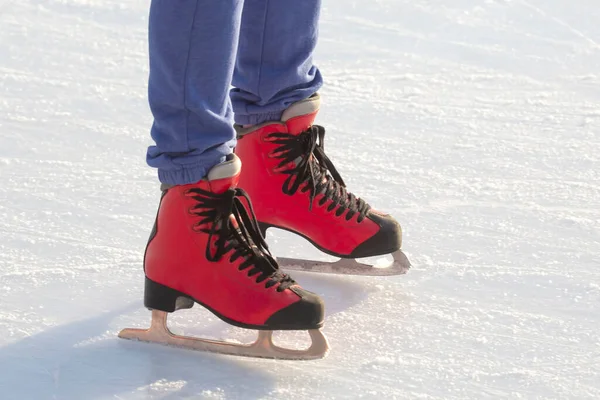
[1,0,599,399]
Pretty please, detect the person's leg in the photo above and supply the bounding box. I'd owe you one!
[135,0,328,358]
[232,0,405,266]
[146,0,242,185]
[230,0,323,126]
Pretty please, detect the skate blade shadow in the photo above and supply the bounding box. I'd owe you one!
[0,303,275,400]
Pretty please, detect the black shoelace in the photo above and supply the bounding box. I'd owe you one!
[267,125,371,222]
[185,187,294,291]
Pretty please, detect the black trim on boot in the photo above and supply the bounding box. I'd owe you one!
[265,287,325,330]
[349,212,402,258]
[144,277,195,312]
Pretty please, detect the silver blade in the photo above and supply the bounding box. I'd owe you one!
[277,250,411,276]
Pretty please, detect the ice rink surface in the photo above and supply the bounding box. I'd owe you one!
[1,0,599,398]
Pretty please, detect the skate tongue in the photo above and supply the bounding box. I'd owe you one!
[282,94,320,135]
[207,154,242,194]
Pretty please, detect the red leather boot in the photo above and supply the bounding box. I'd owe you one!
[235,94,404,264]
[119,154,328,359]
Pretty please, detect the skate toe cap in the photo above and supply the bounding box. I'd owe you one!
[350,212,402,258]
[264,287,325,330]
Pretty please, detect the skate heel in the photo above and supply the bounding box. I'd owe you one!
[144,277,194,312]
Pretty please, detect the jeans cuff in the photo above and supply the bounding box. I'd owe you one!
[234,110,283,126]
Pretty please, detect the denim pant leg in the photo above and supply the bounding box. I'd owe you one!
[146,0,243,185]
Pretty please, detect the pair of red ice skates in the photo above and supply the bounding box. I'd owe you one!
[119,95,410,360]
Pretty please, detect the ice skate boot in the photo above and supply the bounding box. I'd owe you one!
[235,94,410,276]
[118,154,328,360]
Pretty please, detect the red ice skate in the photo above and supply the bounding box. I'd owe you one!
[235,94,410,276]
[118,154,328,360]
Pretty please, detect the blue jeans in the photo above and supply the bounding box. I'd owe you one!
[146,0,323,185]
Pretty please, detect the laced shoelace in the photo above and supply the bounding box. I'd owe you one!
[267,125,371,222]
[185,187,294,291]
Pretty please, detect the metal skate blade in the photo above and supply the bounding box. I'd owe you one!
[118,310,329,360]
[277,250,411,276]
